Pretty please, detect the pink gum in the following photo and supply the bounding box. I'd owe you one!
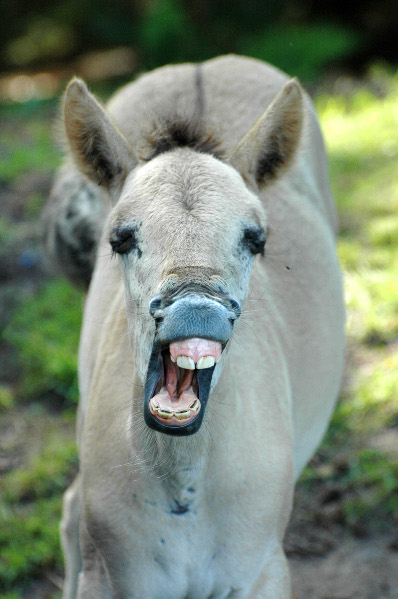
[169,337,222,364]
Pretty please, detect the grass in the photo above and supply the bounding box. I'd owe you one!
[304,70,398,527]
[4,278,84,405]
[320,73,398,426]
[0,431,77,596]
[1,66,398,595]
[342,449,398,527]
[0,100,60,182]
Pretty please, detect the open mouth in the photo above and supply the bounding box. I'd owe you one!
[144,338,222,435]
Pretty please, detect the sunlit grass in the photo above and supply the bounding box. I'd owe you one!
[318,77,398,221]
[337,350,398,432]
[311,69,398,523]
[318,68,398,365]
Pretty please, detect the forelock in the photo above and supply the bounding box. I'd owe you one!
[138,114,224,162]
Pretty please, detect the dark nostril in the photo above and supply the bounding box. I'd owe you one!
[154,311,164,325]
[149,296,162,316]
[228,297,241,319]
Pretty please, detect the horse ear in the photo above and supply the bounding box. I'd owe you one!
[229,79,303,189]
[63,78,136,199]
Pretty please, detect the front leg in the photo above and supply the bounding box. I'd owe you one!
[61,476,82,599]
[246,545,291,599]
[76,522,113,599]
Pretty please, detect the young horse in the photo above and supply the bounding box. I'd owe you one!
[46,55,345,599]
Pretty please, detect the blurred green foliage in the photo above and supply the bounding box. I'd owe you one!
[301,69,398,528]
[0,385,15,410]
[302,447,398,532]
[0,434,77,594]
[0,100,60,180]
[4,278,84,404]
[138,1,361,80]
[241,24,360,81]
[0,120,60,182]
[5,0,398,81]
[342,449,398,526]
[323,76,398,351]
[2,0,398,81]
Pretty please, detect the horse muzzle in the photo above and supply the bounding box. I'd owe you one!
[143,293,240,436]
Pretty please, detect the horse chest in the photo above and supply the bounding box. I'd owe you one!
[92,487,251,599]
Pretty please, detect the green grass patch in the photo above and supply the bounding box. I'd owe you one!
[335,351,398,434]
[3,436,78,504]
[0,108,61,181]
[318,78,398,224]
[304,70,398,526]
[0,436,77,594]
[318,67,398,375]
[303,447,398,529]
[342,449,398,527]
[3,278,84,404]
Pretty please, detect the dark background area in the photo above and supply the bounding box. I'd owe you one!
[1,0,397,82]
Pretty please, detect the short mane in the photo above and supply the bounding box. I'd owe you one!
[139,114,224,162]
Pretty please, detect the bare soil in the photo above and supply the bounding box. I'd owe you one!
[286,478,398,599]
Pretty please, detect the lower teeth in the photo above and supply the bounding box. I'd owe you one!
[157,409,173,419]
[175,411,191,420]
[150,398,200,419]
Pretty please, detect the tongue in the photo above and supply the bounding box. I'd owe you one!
[154,385,198,412]
[169,338,222,364]
[165,352,193,398]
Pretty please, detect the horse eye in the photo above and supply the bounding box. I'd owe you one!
[110,226,139,255]
[242,227,266,256]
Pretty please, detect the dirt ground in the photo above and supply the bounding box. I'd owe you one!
[289,535,398,599]
[286,478,398,599]
[1,108,398,599]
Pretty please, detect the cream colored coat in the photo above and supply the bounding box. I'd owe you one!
[57,55,345,599]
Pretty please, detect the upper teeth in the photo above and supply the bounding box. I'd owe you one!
[175,355,216,370]
[196,356,215,369]
[176,356,195,370]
